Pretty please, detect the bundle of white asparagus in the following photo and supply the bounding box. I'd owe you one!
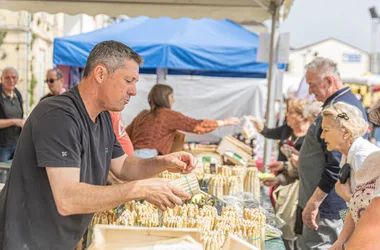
[170,172,201,197]
[244,167,261,200]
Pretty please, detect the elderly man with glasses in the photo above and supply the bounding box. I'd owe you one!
[40,68,66,102]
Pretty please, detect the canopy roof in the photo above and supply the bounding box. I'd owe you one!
[0,0,294,22]
[54,16,269,74]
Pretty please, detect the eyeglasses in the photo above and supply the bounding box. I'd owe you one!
[45,78,60,84]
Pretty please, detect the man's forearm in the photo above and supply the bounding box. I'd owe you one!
[57,181,142,216]
[309,187,328,206]
[120,156,167,181]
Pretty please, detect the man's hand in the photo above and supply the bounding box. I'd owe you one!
[138,178,190,211]
[302,201,320,230]
[266,161,284,172]
[335,179,352,202]
[262,177,280,187]
[160,151,197,174]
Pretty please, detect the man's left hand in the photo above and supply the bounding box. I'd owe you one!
[302,201,319,230]
[161,151,196,174]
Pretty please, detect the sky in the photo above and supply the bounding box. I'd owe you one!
[278,0,380,52]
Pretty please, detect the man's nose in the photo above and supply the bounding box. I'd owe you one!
[308,86,312,95]
[128,84,136,96]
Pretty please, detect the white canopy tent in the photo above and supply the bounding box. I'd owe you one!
[0,0,294,22]
[342,75,380,87]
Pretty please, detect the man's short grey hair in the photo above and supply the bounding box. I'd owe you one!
[305,57,340,78]
[47,68,64,79]
[83,40,143,78]
[1,67,19,79]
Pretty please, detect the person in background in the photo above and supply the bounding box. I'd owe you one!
[40,68,66,102]
[110,111,134,156]
[261,100,321,187]
[126,84,240,158]
[297,57,367,250]
[260,100,319,250]
[0,67,24,162]
[319,102,378,250]
[108,111,134,184]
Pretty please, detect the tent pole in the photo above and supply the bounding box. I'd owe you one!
[25,12,32,116]
[262,1,279,170]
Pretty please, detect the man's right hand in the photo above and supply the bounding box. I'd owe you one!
[137,178,190,211]
[266,161,284,172]
[13,119,25,128]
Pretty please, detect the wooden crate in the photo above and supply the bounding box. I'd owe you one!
[171,131,186,153]
[222,234,260,250]
[217,136,252,166]
[88,225,202,250]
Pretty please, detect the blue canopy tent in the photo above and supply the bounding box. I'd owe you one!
[53,16,270,78]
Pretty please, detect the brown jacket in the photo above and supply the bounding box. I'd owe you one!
[126,108,218,154]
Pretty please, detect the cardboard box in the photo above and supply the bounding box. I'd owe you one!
[222,234,260,250]
[217,136,252,166]
[171,131,186,152]
[88,225,202,250]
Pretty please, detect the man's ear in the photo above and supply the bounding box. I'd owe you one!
[325,75,334,86]
[93,64,108,83]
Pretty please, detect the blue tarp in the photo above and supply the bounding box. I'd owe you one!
[53,16,269,75]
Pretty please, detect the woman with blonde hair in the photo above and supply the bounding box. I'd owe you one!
[127,84,240,158]
[320,102,379,250]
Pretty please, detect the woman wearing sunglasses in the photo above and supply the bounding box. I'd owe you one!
[320,102,379,250]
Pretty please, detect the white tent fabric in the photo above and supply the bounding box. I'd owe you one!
[342,75,380,87]
[0,0,294,22]
[121,74,267,142]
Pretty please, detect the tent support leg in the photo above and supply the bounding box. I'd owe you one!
[263,1,279,170]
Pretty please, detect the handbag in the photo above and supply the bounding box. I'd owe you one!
[272,180,299,240]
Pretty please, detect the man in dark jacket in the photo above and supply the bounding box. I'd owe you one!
[297,57,367,249]
[0,67,24,162]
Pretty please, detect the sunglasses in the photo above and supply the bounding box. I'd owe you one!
[45,78,61,84]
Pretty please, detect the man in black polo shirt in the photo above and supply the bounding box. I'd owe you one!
[0,67,24,162]
[0,41,196,250]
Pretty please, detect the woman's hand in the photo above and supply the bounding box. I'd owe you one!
[328,239,344,250]
[290,154,299,168]
[262,177,280,187]
[247,116,264,132]
[266,161,284,172]
[335,179,352,202]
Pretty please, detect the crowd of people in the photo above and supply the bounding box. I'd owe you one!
[0,41,379,249]
[249,58,380,250]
